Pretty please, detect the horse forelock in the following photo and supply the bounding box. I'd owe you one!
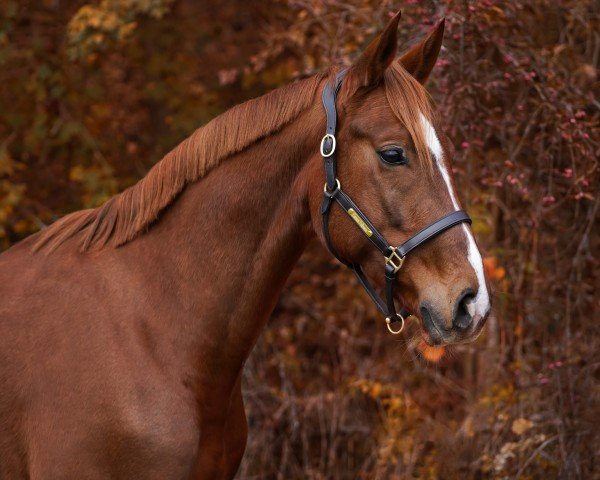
[338,61,434,171]
[383,62,434,171]
[33,72,328,253]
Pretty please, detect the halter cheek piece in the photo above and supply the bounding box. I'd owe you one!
[320,70,472,334]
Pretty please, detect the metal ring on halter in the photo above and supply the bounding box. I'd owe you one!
[385,313,405,335]
[320,133,336,157]
[323,178,341,193]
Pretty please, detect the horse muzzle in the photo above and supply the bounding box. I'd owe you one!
[419,297,490,346]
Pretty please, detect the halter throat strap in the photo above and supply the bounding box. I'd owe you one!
[319,70,472,334]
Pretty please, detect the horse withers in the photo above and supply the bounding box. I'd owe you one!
[0,12,490,479]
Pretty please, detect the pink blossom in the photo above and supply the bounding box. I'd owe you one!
[542,195,555,205]
[562,168,573,178]
[461,141,470,149]
[217,68,238,86]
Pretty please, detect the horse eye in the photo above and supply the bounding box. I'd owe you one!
[377,148,407,166]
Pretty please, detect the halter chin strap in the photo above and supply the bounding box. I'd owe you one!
[320,70,472,334]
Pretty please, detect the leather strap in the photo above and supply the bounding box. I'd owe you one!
[321,70,347,191]
[319,69,472,330]
[397,210,471,257]
[323,186,391,256]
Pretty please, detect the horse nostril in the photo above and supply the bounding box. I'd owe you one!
[453,290,475,331]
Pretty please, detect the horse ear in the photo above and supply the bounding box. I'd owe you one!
[399,18,445,84]
[347,11,401,89]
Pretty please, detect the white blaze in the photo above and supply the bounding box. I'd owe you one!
[420,113,490,323]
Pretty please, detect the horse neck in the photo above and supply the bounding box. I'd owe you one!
[124,98,325,387]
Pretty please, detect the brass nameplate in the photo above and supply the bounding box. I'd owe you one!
[348,208,373,237]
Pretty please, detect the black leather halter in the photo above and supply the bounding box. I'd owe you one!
[320,70,472,334]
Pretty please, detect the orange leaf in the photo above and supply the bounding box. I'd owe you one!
[483,256,506,280]
[418,340,445,363]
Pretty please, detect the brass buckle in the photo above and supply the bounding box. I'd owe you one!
[385,313,405,335]
[320,133,336,157]
[385,249,405,273]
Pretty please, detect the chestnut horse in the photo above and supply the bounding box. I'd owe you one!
[0,13,490,479]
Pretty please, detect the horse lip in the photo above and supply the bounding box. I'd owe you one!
[420,305,445,345]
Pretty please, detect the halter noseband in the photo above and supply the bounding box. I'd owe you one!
[320,70,472,334]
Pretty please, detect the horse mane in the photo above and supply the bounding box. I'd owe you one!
[34,72,328,253]
[34,62,433,254]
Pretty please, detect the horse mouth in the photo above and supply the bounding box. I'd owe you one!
[418,308,489,347]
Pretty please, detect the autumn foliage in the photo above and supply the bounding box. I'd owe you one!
[0,0,598,478]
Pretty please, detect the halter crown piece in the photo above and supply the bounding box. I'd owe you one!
[320,70,472,334]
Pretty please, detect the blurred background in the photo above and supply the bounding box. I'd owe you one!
[0,0,598,478]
